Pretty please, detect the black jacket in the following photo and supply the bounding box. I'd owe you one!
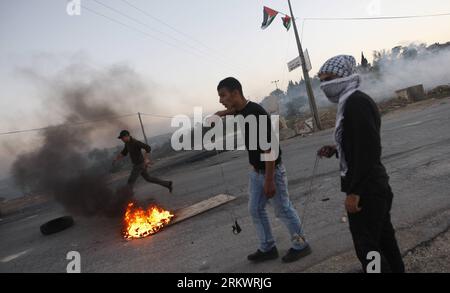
[341,91,389,196]
[121,137,151,166]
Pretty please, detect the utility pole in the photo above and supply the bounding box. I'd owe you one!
[137,112,148,145]
[287,0,322,131]
[271,80,280,90]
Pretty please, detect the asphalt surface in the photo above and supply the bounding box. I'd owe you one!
[1,97,450,273]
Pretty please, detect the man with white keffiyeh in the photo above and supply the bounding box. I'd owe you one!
[316,55,405,273]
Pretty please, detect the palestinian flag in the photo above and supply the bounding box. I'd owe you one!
[282,15,291,31]
[261,6,278,30]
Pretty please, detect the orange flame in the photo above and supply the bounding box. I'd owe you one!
[123,202,174,240]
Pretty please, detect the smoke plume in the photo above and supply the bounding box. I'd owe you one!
[360,42,450,100]
[276,42,450,115]
[11,61,153,217]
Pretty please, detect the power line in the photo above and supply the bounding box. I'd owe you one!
[140,112,203,121]
[268,7,450,21]
[119,0,251,74]
[139,113,176,119]
[91,0,185,42]
[302,12,450,21]
[300,12,450,39]
[276,10,450,41]
[81,5,205,60]
[91,0,221,62]
[0,113,137,136]
[0,110,186,137]
[84,1,250,74]
[119,0,229,60]
[294,11,450,76]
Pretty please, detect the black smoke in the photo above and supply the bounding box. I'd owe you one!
[11,62,152,217]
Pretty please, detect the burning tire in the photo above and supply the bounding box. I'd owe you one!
[40,216,74,235]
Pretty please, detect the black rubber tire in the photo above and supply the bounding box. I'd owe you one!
[40,216,74,235]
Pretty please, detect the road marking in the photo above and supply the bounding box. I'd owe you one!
[0,249,33,263]
[20,214,38,222]
[385,120,425,131]
[403,121,423,127]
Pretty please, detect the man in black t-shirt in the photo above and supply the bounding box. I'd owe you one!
[232,101,282,170]
[215,77,311,263]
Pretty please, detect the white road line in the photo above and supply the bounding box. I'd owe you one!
[0,249,33,263]
[403,121,424,127]
[22,214,39,221]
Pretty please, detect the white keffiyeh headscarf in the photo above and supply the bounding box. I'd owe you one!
[319,55,361,176]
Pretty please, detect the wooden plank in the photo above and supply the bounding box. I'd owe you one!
[169,194,236,226]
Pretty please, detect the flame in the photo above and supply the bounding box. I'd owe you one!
[123,202,174,240]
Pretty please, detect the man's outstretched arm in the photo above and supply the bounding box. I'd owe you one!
[113,146,127,163]
[215,107,236,117]
[113,153,125,163]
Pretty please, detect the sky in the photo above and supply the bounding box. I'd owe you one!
[0,0,450,178]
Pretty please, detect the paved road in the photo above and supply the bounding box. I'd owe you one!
[1,97,450,273]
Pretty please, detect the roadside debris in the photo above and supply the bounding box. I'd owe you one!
[395,84,426,102]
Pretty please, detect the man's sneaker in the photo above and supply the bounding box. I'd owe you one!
[247,246,279,262]
[281,245,312,263]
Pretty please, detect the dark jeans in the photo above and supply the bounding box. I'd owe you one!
[348,185,405,273]
[127,163,171,190]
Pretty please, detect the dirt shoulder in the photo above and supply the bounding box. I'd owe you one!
[302,208,450,273]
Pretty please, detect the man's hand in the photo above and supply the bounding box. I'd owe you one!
[214,110,227,117]
[264,178,276,199]
[144,158,152,168]
[142,152,153,168]
[345,194,362,214]
[317,145,337,158]
[113,154,124,165]
[214,108,236,117]
[205,114,221,125]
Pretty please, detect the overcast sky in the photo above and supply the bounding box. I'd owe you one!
[0,0,449,178]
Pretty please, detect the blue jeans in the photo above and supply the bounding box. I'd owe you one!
[248,164,307,252]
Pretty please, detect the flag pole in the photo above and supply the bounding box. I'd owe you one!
[287,0,322,131]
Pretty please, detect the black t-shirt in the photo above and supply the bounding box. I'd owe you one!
[236,101,282,170]
[121,137,152,166]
